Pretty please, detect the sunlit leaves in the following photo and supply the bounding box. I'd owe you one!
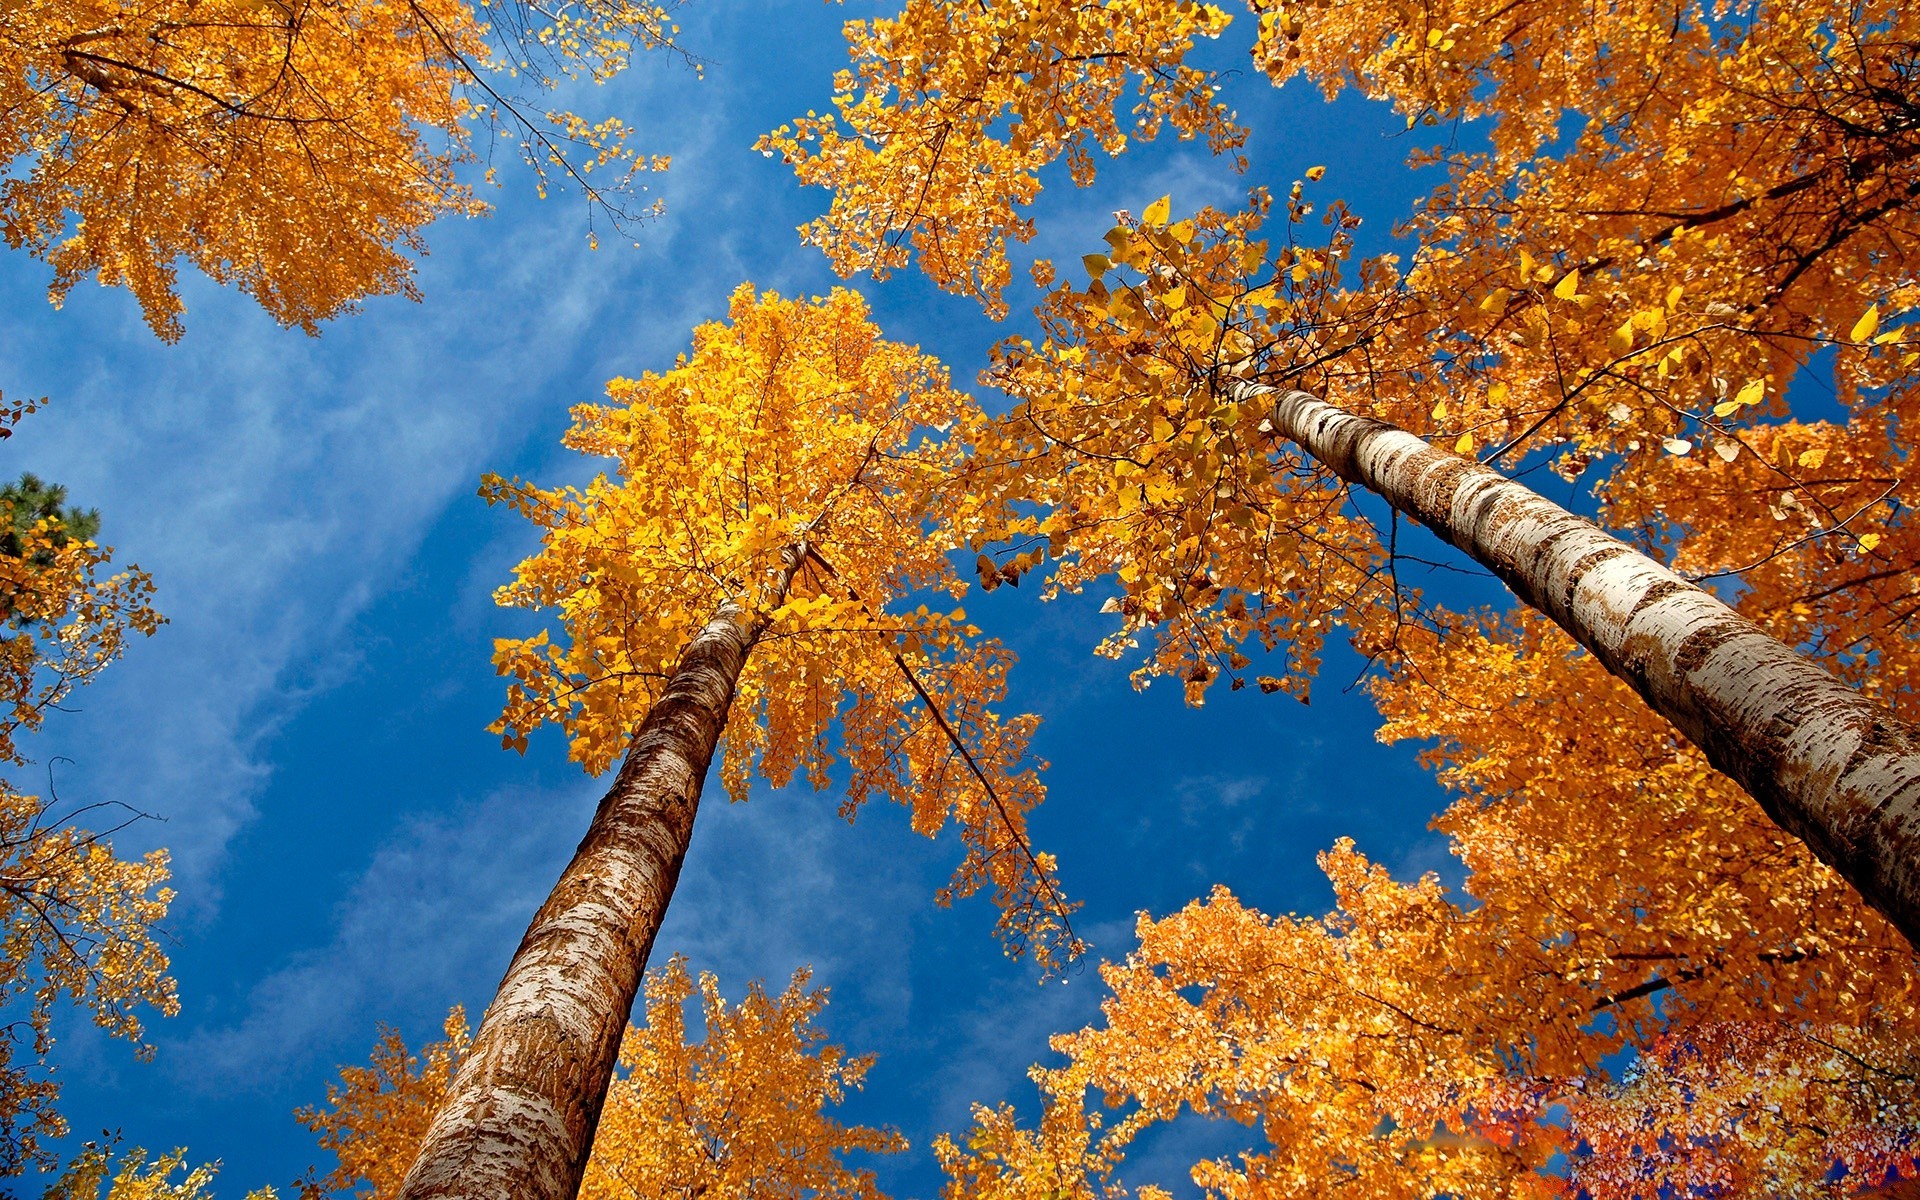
[296,1008,471,1200]
[936,613,1920,1197]
[0,497,172,1181]
[760,0,1240,315]
[486,284,1078,964]
[1,520,162,766]
[0,782,178,1180]
[955,192,1406,703]
[780,0,1920,485]
[299,961,901,1200]
[39,1141,272,1200]
[0,0,678,337]
[581,959,904,1200]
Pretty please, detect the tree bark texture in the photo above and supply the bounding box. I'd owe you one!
[1251,385,1920,950]
[396,598,761,1200]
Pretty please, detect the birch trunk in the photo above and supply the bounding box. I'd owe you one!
[397,549,800,1200]
[1248,385,1920,950]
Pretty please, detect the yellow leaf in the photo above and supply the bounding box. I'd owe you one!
[1859,532,1883,552]
[1850,304,1880,343]
[1143,195,1172,226]
[1487,381,1510,405]
[1553,270,1580,300]
[1734,379,1766,408]
[1305,165,1326,181]
[1797,447,1828,469]
[1454,431,1474,454]
[1082,253,1110,277]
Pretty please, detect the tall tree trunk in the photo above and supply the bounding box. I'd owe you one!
[397,548,802,1200]
[1248,385,1920,950]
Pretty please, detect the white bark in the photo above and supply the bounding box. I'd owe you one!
[1250,385,1920,949]
[398,547,805,1200]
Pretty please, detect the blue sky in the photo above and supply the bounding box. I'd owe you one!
[1,4,1508,1194]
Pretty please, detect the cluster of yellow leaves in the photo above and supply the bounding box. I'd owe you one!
[2,521,164,765]
[296,1009,471,1199]
[1240,0,1920,470]
[0,511,174,1182]
[758,0,1240,316]
[956,191,1406,702]
[299,959,901,1200]
[935,1062,1148,1200]
[0,0,678,338]
[0,782,179,1179]
[1572,1023,1920,1197]
[1372,614,1916,1028]
[41,1140,277,1200]
[580,960,904,1200]
[486,284,1077,964]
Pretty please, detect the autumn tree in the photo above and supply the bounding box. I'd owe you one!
[768,0,1920,942]
[301,959,900,1200]
[0,485,173,1185]
[932,610,1920,1197]
[1,0,684,338]
[397,285,1073,1200]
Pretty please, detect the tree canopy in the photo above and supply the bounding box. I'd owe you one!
[4,0,1920,1194]
[4,0,682,337]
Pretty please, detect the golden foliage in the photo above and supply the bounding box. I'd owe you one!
[486,284,1078,963]
[2,520,164,765]
[1252,0,1920,458]
[0,0,679,337]
[580,959,904,1200]
[960,192,1406,702]
[759,0,1240,316]
[0,505,173,1181]
[296,1009,471,1200]
[936,607,1920,1197]
[0,782,179,1178]
[777,0,1920,459]
[41,1140,278,1200]
[300,960,901,1200]
[1597,397,1920,712]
